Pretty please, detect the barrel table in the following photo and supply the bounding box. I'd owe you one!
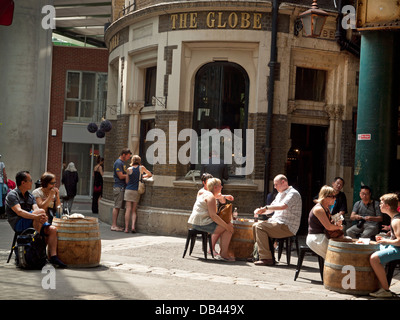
[323,238,379,295]
[52,217,101,268]
[228,219,254,260]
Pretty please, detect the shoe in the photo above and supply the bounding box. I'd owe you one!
[111,226,124,232]
[216,255,235,262]
[131,229,136,233]
[50,255,67,268]
[254,259,275,266]
[369,288,396,298]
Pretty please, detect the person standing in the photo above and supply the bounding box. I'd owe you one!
[330,177,348,222]
[61,162,79,214]
[252,174,302,266]
[111,148,131,231]
[92,157,104,214]
[124,155,152,233]
[0,156,8,215]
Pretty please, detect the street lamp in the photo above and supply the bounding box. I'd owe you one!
[299,0,329,37]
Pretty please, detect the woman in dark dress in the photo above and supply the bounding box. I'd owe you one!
[92,157,104,213]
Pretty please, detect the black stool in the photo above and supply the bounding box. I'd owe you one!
[294,245,324,282]
[275,236,299,265]
[7,231,20,263]
[385,259,400,286]
[182,229,214,260]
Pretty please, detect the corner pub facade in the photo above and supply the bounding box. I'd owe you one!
[99,0,361,236]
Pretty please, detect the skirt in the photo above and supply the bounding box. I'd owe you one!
[124,189,140,202]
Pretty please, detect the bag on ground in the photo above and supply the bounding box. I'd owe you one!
[14,228,47,269]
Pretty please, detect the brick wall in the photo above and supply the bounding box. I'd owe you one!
[47,46,109,183]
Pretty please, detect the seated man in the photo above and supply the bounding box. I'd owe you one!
[346,186,382,239]
[252,174,302,266]
[5,170,66,268]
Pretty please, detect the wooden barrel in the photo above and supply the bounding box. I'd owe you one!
[228,219,254,260]
[323,238,379,295]
[52,217,101,268]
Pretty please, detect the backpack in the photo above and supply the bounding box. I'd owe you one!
[14,228,47,269]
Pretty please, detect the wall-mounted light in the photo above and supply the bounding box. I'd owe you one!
[298,1,329,38]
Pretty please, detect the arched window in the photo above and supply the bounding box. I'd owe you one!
[192,62,249,176]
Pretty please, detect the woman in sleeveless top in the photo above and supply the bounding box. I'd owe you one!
[306,185,343,258]
[124,155,152,233]
[188,178,235,261]
[369,193,400,298]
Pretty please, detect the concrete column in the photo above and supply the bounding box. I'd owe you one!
[0,0,53,182]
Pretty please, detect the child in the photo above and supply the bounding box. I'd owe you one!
[369,193,400,298]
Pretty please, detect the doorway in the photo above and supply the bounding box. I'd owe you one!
[286,124,328,235]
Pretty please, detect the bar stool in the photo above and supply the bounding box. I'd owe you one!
[385,259,400,286]
[275,236,299,265]
[6,231,20,263]
[182,229,214,260]
[294,245,324,282]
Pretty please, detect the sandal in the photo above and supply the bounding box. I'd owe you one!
[111,226,124,232]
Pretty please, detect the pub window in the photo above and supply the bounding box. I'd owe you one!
[192,62,249,176]
[295,67,326,102]
[144,66,157,106]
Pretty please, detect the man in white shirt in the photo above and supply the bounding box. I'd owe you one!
[252,174,302,266]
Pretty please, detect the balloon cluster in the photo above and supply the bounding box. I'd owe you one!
[87,119,112,138]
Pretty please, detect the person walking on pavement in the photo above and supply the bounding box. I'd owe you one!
[62,162,79,214]
[252,174,302,266]
[111,148,132,231]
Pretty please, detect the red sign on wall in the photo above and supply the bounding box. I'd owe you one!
[358,134,371,141]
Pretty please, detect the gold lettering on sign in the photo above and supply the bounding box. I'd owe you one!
[169,11,265,30]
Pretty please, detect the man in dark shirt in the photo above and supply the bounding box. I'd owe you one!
[5,171,66,268]
[331,177,348,221]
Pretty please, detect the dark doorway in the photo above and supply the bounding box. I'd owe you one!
[286,124,328,235]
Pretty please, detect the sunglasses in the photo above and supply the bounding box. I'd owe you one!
[327,195,336,199]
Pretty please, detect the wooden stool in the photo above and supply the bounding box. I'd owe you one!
[294,245,324,282]
[182,229,214,260]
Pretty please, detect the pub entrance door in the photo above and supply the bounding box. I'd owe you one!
[286,124,328,235]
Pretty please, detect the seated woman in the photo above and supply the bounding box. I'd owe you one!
[306,185,344,258]
[32,172,61,224]
[188,177,235,261]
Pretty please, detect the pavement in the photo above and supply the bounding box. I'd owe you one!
[0,198,399,308]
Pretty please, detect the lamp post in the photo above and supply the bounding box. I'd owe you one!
[299,0,329,37]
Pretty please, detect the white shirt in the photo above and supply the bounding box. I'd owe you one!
[269,186,302,234]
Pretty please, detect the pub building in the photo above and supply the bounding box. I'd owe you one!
[99,0,361,236]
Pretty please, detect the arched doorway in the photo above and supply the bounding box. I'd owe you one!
[192,62,249,175]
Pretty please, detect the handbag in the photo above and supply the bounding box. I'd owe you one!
[59,184,67,198]
[138,166,145,195]
[217,203,232,224]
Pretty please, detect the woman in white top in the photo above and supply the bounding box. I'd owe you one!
[32,172,61,224]
[188,178,234,261]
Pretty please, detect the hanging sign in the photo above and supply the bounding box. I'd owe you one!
[358,134,371,140]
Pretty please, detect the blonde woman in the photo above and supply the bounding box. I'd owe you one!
[188,178,234,261]
[306,185,343,258]
[124,155,152,233]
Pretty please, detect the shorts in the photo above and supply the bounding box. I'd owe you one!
[124,189,140,202]
[192,222,217,234]
[113,187,125,209]
[376,244,400,265]
[15,218,50,233]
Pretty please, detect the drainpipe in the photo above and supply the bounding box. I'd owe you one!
[335,0,360,57]
[264,0,279,203]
